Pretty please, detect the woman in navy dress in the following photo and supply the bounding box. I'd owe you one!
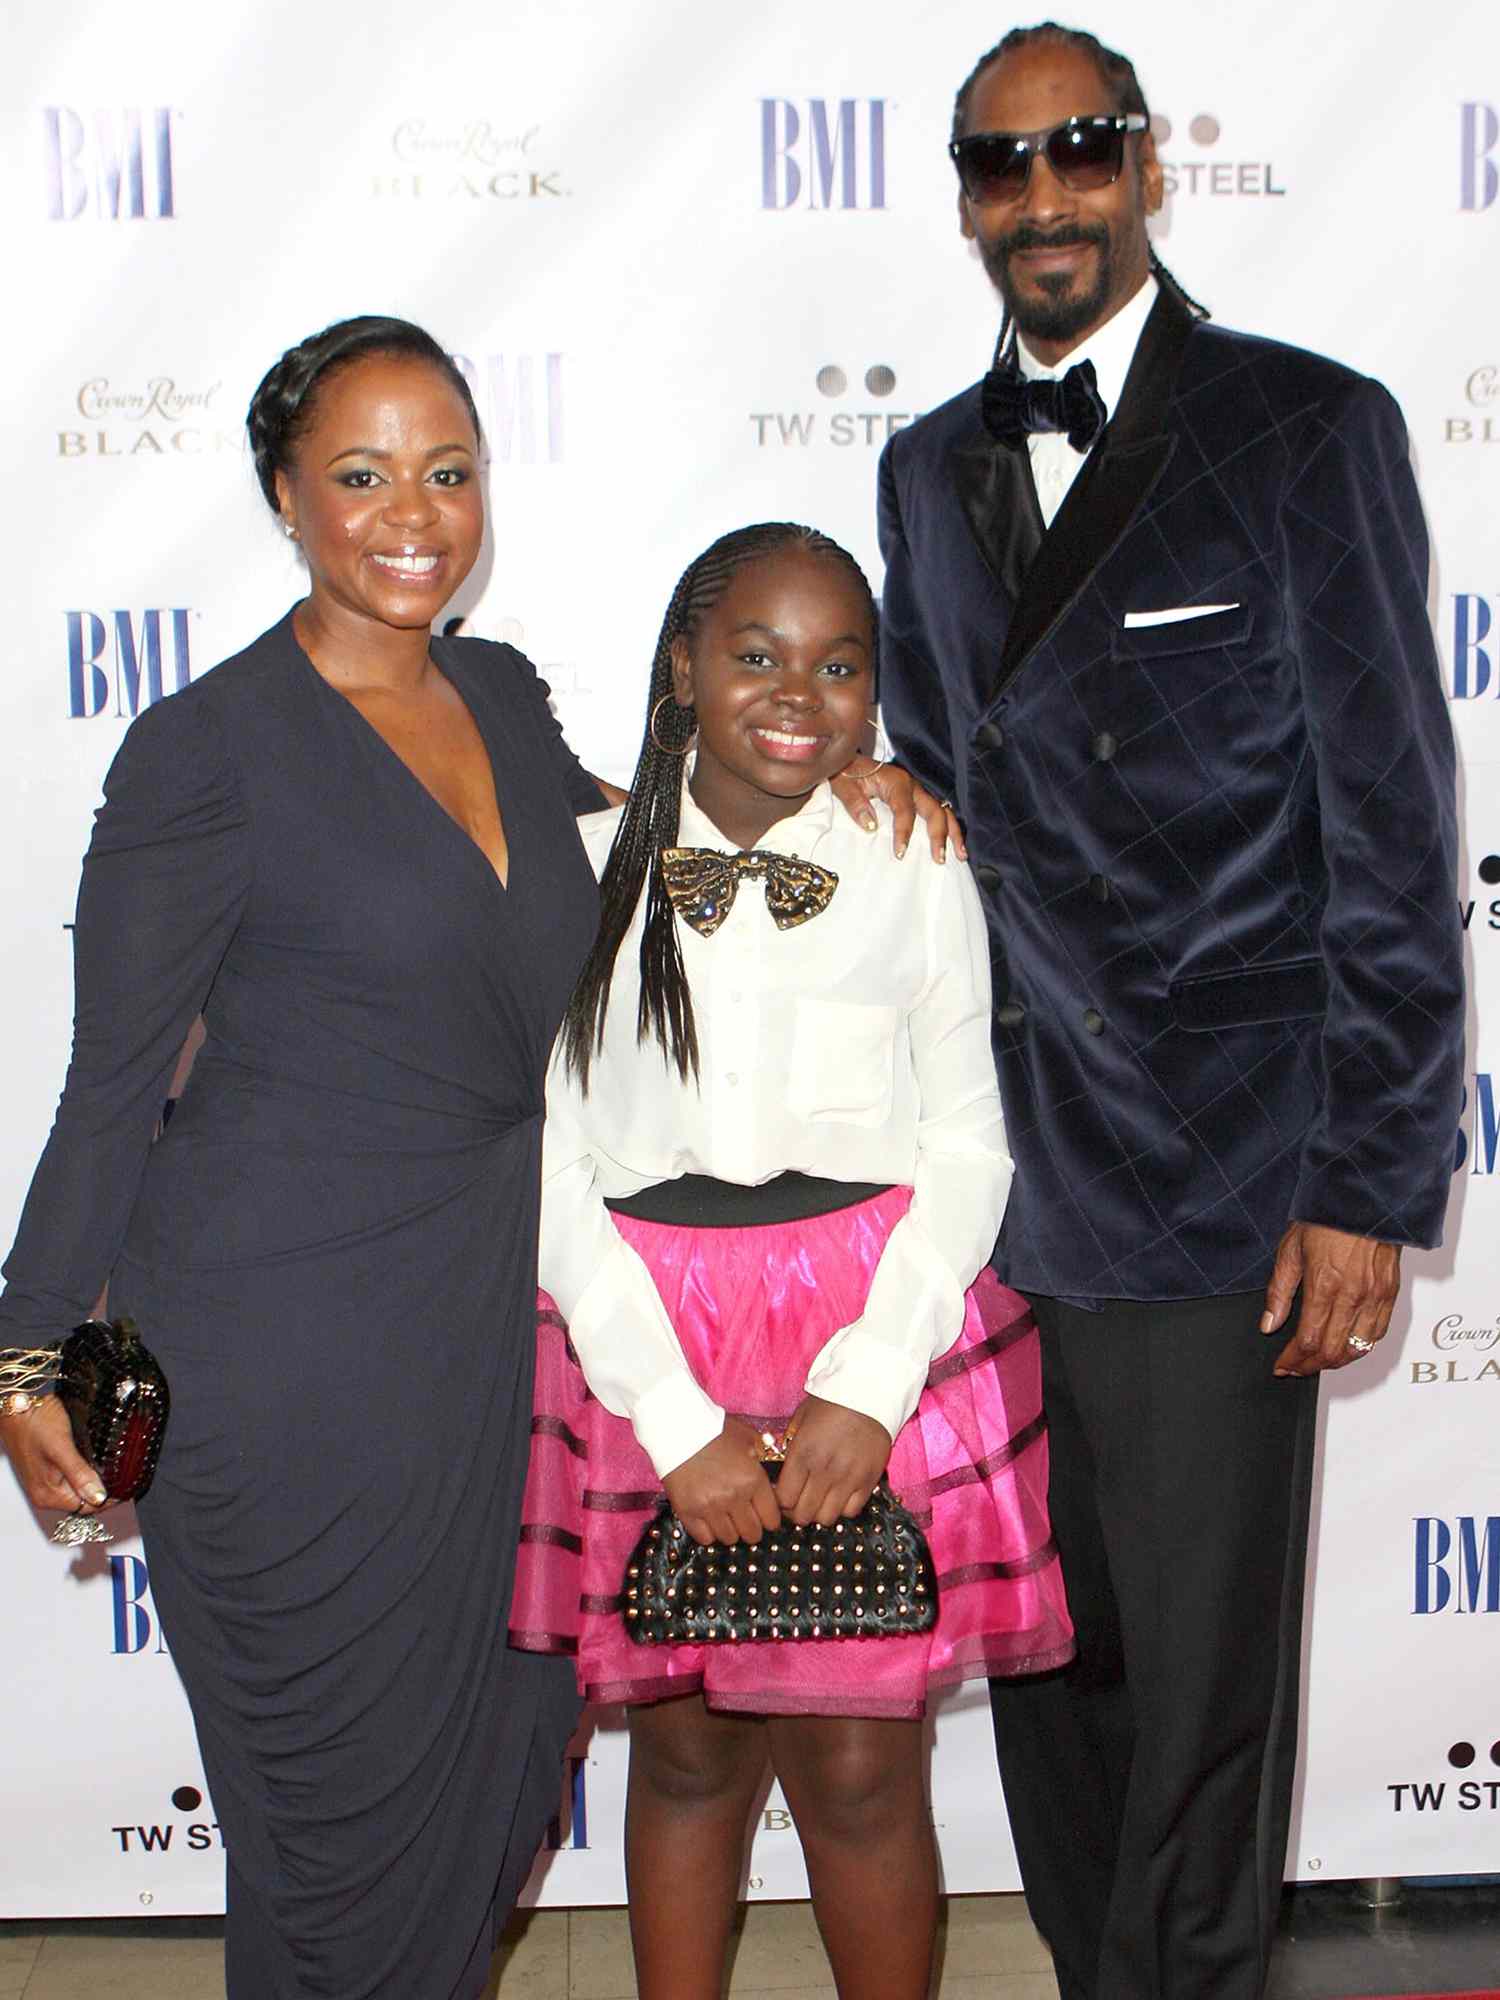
[0,317,601,1998]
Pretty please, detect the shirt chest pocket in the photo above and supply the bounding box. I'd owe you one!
[788,998,899,1126]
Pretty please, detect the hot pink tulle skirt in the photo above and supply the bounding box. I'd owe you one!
[508,1188,1073,1718]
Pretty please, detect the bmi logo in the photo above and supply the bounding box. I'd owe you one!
[1461,102,1497,211]
[751,362,917,448]
[109,1553,170,1654]
[1447,594,1500,698]
[44,108,177,221]
[761,100,887,210]
[1148,112,1285,199]
[1413,1517,1500,1613]
[68,611,194,720]
[545,1756,589,1851]
[1454,1075,1500,1176]
[450,353,563,463]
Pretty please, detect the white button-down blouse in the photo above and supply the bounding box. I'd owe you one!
[537,778,1013,1478]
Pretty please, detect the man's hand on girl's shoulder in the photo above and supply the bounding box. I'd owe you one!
[830,757,967,862]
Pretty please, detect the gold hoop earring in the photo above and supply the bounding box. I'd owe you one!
[650,693,693,756]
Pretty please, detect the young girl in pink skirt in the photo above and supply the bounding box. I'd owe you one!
[510,523,1071,1999]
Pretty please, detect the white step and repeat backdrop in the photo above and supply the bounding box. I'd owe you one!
[2,0,1498,1921]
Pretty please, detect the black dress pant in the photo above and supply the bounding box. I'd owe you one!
[989,1291,1319,2000]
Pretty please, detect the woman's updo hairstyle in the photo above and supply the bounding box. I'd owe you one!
[245,314,484,517]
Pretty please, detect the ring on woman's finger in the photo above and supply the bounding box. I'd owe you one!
[51,1507,114,1546]
[1345,1333,1375,1357]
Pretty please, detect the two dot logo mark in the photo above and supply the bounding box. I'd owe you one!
[1447,1741,1500,1769]
[749,365,913,447]
[816,364,898,399]
[1150,113,1222,147]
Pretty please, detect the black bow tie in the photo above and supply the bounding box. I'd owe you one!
[981,357,1107,453]
[660,846,838,938]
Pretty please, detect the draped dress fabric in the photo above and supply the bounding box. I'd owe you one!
[0,612,600,2000]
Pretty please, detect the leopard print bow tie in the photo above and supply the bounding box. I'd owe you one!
[659,846,839,938]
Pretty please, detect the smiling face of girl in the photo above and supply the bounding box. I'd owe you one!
[670,547,875,850]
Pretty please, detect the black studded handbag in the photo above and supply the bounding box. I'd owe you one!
[622,1459,939,1646]
[56,1317,170,1507]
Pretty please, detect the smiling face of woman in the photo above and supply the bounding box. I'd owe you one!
[671,548,875,850]
[275,353,484,645]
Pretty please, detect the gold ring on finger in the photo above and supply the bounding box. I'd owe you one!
[1346,1333,1375,1357]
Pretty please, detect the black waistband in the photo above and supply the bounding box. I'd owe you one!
[603,1171,892,1229]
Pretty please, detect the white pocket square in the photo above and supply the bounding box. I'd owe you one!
[1122,602,1241,629]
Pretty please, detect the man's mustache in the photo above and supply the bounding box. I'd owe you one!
[997,222,1108,259]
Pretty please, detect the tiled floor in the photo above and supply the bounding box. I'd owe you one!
[5,1882,1499,1996]
[0,1895,1057,1999]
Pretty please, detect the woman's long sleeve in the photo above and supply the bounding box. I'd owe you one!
[0,692,252,1344]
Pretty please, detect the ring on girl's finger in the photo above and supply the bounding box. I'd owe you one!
[1345,1333,1375,1357]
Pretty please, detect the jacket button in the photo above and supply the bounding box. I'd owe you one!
[1089,873,1111,904]
[974,863,1003,894]
[1082,1008,1105,1035]
[1092,731,1118,762]
[976,720,1006,754]
[996,1001,1026,1028]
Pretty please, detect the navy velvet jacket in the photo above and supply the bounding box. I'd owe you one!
[878,290,1464,1301]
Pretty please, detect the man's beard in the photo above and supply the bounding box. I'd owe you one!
[980,221,1115,345]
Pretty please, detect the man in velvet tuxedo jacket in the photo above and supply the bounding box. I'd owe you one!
[877,24,1463,2000]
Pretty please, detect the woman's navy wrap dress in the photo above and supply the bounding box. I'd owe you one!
[0,612,601,1998]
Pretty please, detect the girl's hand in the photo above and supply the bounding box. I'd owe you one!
[1,1397,108,1514]
[662,1417,782,1547]
[776,1395,892,1528]
[829,757,966,862]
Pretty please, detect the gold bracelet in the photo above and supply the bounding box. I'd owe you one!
[0,1347,62,1398]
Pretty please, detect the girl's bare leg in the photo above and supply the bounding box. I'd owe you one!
[770,1713,938,1999]
[626,1694,769,1999]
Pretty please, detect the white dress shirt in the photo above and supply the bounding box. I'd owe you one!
[1018,273,1157,527]
[538,778,1013,1479]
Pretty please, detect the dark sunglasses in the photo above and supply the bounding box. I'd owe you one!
[950,114,1148,203]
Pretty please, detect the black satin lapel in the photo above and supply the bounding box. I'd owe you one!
[993,434,1174,689]
[991,289,1197,700]
[1108,285,1195,447]
[950,431,1044,602]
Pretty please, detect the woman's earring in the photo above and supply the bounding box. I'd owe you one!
[284,522,299,541]
[649,693,694,756]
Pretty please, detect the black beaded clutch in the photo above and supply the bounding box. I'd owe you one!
[622,1462,938,1646]
[57,1317,170,1505]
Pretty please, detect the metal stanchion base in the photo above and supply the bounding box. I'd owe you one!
[1353,1876,1403,1909]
